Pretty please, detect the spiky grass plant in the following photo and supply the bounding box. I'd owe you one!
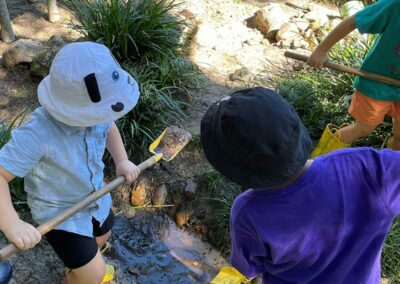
[64,0,184,61]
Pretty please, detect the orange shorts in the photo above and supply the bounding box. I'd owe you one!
[349,90,400,127]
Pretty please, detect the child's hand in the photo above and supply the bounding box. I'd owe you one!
[307,49,328,69]
[3,219,41,250]
[116,159,140,185]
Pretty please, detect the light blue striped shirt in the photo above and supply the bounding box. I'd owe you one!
[0,107,112,237]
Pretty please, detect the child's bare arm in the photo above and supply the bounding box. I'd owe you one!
[308,15,356,69]
[0,166,41,250]
[106,122,140,184]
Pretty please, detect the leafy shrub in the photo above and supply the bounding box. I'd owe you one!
[64,0,183,61]
[201,170,242,252]
[117,51,201,159]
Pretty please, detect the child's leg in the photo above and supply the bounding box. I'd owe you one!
[334,121,376,144]
[66,250,105,284]
[46,230,107,284]
[96,230,111,249]
[93,210,115,249]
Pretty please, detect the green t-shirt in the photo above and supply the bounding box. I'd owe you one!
[354,0,400,101]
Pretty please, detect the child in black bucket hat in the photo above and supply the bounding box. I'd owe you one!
[203,87,400,284]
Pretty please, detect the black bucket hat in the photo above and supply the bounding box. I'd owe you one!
[200,87,313,189]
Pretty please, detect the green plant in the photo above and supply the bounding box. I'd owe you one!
[202,169,242,251]
[0,112,28,214]
[382,218,400,283]
[117,51,202,159]
[64,0,184,62]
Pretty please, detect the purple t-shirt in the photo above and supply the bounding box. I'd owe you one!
[230,148,400,284]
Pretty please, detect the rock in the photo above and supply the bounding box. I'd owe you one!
[30,35,67,78]
[294,18,309,32]
[228,67,252,82]
[277,39,292,48]
[176,205,193,227]
[291,38,309,49]
[340,1,364,18]
[2,39,43,70]
[304,9,330,31]
[152,184,168,206]
[276,22,300,42]
[246,3,295,40]
[178,9,198,47]
[184,179,198,199]
[130,177,151,206]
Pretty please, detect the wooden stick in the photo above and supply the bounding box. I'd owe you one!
[284,51,400,88]
[0,154,162,261]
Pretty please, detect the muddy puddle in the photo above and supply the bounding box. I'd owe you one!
[105,212,227,283]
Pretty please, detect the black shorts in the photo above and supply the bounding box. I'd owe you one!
[45,210,115,269]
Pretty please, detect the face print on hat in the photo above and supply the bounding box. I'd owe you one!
[84,70,137,113]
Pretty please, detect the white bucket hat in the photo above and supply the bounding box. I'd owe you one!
[38,42,140,127]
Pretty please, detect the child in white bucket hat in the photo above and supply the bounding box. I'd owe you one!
[0,42,140,283]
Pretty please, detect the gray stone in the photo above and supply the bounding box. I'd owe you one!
[184,179,198,199]
[152,184,168,206]
[30,35,67,78]
[175,205,193,227]
[304,9,329,31]
[229,67,253,82]
[2,39,43,70]
[246,3,295,39]
[276,22,300,42]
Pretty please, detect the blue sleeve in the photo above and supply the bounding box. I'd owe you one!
[0,120,45,177]
[355,0,399,34]
[229,199,266,278]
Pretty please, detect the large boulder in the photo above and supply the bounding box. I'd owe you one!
[30,35,67,79]
[246,3,296,40]
[2,39,43,70]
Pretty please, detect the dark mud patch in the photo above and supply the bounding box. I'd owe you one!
[105,212,227,283]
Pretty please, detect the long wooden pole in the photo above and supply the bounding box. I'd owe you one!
[284,51,400,88]
[0,154,162,261]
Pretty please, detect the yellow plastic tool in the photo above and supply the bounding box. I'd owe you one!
[101,264,115,283]
[149,126,191,161]
[311,124,349,157]
[210,266,251,284]
[150,128,168,159]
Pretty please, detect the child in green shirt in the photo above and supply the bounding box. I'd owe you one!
[308,0,400,155]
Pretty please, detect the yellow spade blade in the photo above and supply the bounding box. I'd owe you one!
[149,126,191,161]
